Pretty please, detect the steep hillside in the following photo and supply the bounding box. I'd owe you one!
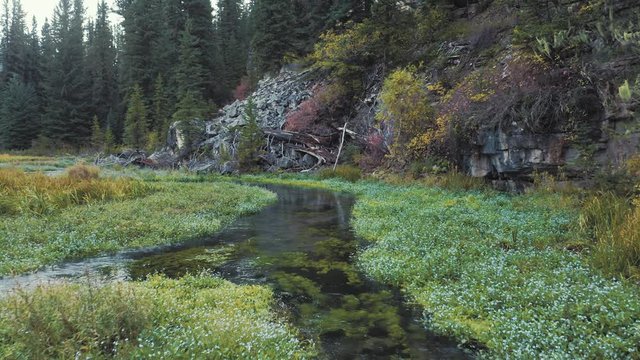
[150,0,639,190]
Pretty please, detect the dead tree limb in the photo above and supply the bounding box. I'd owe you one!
[333,122,348,170]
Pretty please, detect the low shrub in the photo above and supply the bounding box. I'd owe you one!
[284,97,321,132]
[359,132,387,170]
[377,67,435,158]
[421,170,486,192]
[233,77,251,101]
[65,163,100,180]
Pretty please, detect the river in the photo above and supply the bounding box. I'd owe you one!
[0,184,470,359]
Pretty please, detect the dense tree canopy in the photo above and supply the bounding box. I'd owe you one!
[0,0,421,150]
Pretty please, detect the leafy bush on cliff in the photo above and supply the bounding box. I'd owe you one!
[377,67,435,158]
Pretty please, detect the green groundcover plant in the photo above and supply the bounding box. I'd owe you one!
[0,275,315,359]
[244,175,640,359]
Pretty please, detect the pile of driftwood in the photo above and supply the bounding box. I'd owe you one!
[262,124,357,171]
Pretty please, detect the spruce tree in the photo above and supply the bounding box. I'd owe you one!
[124,84,148,149]
[42,0,90,146]
[90,115,104,150]
[251,0,295,75]
[104,125,115,153]
[173,18,209,124]
[1,0,28,83]
[151,74,171,138]
[87,0,118,130]
[24,17,40,87]
[0,77,39,149]
[181,0,217,100]
[118,0,163,98]
[216,0,245,98]
[237,97,263,171]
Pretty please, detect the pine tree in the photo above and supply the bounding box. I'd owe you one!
[87,0,118,130]
[1,0,28,83]
[237,97,263,171]
[0,76,39,149]
[124,84,148,149]
[216,0,245,98]
[118,0,163,97]
[0,0,9,85]
[173,18,209,122]
[90,115,104,150]
[290,1,326,54]
[251,0,295,75]
[104,125,115,153]
[175,18,206,98]
[151,74,171,138]
[181,0,218,100]
[42,0,90,146]
[24,17,40,87]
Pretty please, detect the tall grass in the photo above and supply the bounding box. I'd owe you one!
[0,166,152,216]
[1,282,152,358]
[0,154,56,164]
[317,165,362,182]
[0,181,277,275]
[580,192,640,279]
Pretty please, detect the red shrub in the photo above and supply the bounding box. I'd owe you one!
[360,132,387,169]
[233,77,251,101]
[284,93,322,133]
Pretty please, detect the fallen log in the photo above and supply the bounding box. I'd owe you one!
[263,129,335,147]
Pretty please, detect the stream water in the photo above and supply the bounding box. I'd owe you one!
[0,184,470,359]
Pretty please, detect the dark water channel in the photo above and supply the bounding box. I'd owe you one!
[1,185,470,359]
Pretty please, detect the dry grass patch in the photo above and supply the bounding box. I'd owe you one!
[0,167,153,216]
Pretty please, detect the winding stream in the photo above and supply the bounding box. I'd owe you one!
[0,184,470,359]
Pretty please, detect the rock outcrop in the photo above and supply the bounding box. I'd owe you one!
[152,68,342,173]
[464,115,640,191]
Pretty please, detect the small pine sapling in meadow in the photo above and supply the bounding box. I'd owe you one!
[237,97,264,172]
[104,126,116,154]
[90,116,104,152]
[124,84,149,149]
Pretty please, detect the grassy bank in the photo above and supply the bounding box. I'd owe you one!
[243,174,640,358]
[0,275,314,359]
[0,154,76,172]
[0,168,276,275]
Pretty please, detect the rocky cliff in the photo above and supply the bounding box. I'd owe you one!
[153,69,338,172]
[149,0,640,188]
